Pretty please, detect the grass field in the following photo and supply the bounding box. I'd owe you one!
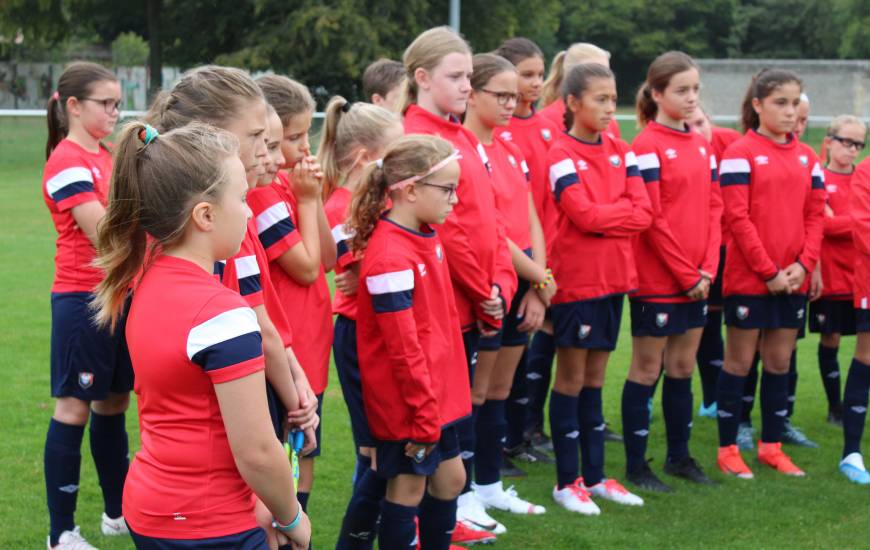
[0,115,866,549]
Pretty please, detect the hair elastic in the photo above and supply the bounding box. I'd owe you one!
[138,124,160,146]
[341,101,352,113]
[388,150,462,191]
[51,91,60,101]
[374,158,383,169]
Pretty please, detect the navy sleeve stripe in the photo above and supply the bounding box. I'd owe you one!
[639,167,660,183]
[626,165,641,179]
[51,180,95,202]
[553,173,579,202]
[720,173,750,187]
[258,217,297,249]
[812,176,824,190]
[336,239,350,258]
[711,169,719,183]
[238,274,262,296]
[372,289,413,313]
[192,331,263,372]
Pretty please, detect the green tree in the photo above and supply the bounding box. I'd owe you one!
[111,31,148,66]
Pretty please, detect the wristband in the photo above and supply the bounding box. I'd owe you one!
[533,268,554,290]
[272,506,302,533]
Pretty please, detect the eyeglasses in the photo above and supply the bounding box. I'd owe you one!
[420,182,457,201]
[830,135,865,150]
[478,88,519,106]
[81,97,123,114]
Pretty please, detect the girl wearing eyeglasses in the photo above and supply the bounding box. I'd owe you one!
[811,115,868,426]
[42,61,130,550]
[461,52,551,518]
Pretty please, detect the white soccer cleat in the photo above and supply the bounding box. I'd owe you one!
[100,513,129,536]
[585,478,644,506]
[47,526,99,550]
[457,491,507,534]
[474,481,546,515]
[552,479,601,516]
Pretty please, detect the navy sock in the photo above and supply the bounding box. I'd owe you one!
[378,500,417,550]
[337,467,385,550]
[548,390,579,488]
[458,405,479,493]
[760,371,789,443]
[621,380,653,472]
[505,349,528,449]
[787,349,799,418]
[353,454,371,489]
[474,399,506,485]
[716,370,746,447]
[663,376,693,462]
[88,411,128,518]
[297,491,310,513]
[45,419,84,545]
[526,331,555,431]
[843,358,870,458]
[696,309,724,407]
[578,387,605,486]
[818,344,842,412]
[418,493,457,550]
[741,354,761,424]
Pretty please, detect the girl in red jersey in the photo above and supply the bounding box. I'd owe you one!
[93,122,310,549]
[400,27,514,541]
[812,115,867,425]
[254,74,337,516]
[42,61,129,550]
[539,43,621,139]
[546,63,652,515]
[715,69,825,479]
[347,134,470,550]
[463,53,551,517]
[622,52,722,493]
[838,152,870,485]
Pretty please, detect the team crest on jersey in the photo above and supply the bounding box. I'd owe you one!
[500,131,513,141]
[417,263,427,277]
[92,167,102,180]
[817,313,827,325]
[797,308,805,320]
[78,372,94,389]
[578,324,592,339]
[736,305,750,320]
[576,159,589,171]
[827,184,838,194]
[799,155,809,167]
[699,146,707,157]
[435,244,443,262]
[755,155,769,166]
[508,155,518,168]
[655,313,669,327]
[665,148,678,160]
[609,155,622,167]
[541,128,552,141]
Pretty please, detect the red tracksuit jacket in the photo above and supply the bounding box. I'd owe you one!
[850,159,870,311]
[486,135,532,251]
[820,168,855,300]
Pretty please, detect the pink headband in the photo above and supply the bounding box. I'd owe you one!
[388,150,462,191]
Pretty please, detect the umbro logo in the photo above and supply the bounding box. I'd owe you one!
[755,155,769,165]
[565,430,580,439]
[718,410,734,418]
[827,371,840,379]
[576,159,589,171]
[775,409,789,417]
[594,423,607,432]
[851,406,868,414]
[58,484,79,494]
[500,131,513,141]
[665,148,678,160]
[634,429,649,437]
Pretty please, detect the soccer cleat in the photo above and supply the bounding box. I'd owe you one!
[474,482,546,515]
[663,456,717,485]
[456,492,506,535]
[736,422,755,451]
[717,445,754,479]
[626,461,673,493]
[526,428,553,452]
[603,423,624,443]
[698,401,718,419]
[839,453,870,485]
[781,420,819,448]
[499,454,527,478]
[757,442,806,476]
[585,478,644,506]
[47,526,98,550]
[450,521,497,545]
[505,442,555,465]
[552,479,601,516]
[100,513,129,536]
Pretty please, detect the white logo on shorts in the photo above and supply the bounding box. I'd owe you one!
[797,308,805,320]
[578,324,592,339]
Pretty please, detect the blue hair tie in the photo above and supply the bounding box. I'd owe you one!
[139,124,159,146]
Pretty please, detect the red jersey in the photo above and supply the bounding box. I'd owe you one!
[547,132,653,303]
[501,113,561,253]
[710,126,742,244]
[42,139,112,293]
[538,99,621,138]
[486,135,532,250]
[249,175,332,394]
[849,159,870,311]
[404,104,516,330]
[820,168,855,299]
[124,255,264,539]
[325,187,358,320]
[718,131,826,296]
[356,218,470,443]
[631,121,722,302]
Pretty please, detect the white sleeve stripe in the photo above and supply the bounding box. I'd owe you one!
[811,163,824,178]
[234,255,260,279]
[520,160,529,174]
[719,158,751,174]
[255,202,291,234]
[710,155,718,170]
[625,151,638,168]
[548,158,576,186]
[331,223,352,242]
[635,153,660,171]
[186,307,260,360]
[366,269,415,295]
[45,167,94,195]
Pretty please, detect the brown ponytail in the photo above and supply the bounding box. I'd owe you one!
[46,61,117,159]
[635,51,697,128]
[494,37,544,67]
[740,68,803,132]
[398,26,471,114]
[540,50,567,108]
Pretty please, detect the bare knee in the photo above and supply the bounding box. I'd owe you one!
[820,333,841,348]
[429,458,465,500]
[91,392,130,416]
[53,397,90,426]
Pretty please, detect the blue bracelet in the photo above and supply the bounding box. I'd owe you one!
[272,506,302,533]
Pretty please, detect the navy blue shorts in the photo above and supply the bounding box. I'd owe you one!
[129,525,267,549]
[50,292,133,401]
[551,294,625,351]
[479,278,532,351]
[809,299,857,336]
[723,295,808,330]
[333,315,374,447]
[302,393,324,458]
[857,308,870,333]
[630,300,707,337]
[462,330,480,384]
[265,381,285,441]
[708,246,726,308]
[375,426,460,479]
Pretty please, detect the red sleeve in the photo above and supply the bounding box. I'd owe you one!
[248,185,302,262]
[492,217,517,313]
[365,265,441,443]
[719,147,779,281]
[703,154,724,277]
[599,149,653,237]
[852,161,870,256]
[797,158,826,273]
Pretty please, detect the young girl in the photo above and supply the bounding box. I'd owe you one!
[839,153,870,484]
[546,63,651,514]
[400,26,515,539]
[42,61,130,550]
[622,51,721,494]
[254,73,336,515]
[93,122,311,549]
[463,52,551,516]
[716,69,825,478]
[348,133,469,550]
[539,43,621,139]
[811,116,867,425]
